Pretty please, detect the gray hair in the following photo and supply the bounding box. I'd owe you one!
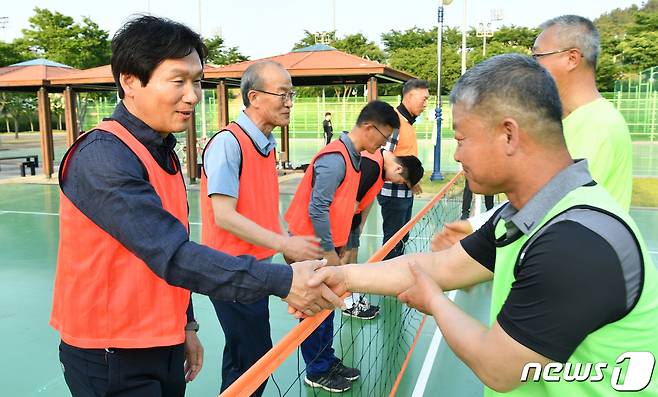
[540,15,600,68]
[450,54,564,144]
[240,61,285,107]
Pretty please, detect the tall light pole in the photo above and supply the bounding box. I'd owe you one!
[476,22,493,57]
[198,0,207,139]
[461,0,467,75]
[430,0,453,181]
[331,0,336,32]
[0,16,8,42]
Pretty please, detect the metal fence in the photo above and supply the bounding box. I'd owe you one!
[613,66,658,142]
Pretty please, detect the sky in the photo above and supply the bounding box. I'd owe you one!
[0,0,646,58]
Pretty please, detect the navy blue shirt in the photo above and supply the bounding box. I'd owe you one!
[60,102,293,317]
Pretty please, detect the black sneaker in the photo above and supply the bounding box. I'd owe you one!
[304,371,351,392]
[342,298,380,320]
[358,296,380,314]
[329,359,360,381]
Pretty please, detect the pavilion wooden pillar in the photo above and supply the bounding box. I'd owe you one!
[186,111,198,182]
[216,80,229,130]
[367,76,378,102]
[63,86,79,148]
[280,125,290,166]
[37,87,54,178]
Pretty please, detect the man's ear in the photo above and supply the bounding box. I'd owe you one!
[500,117,521,156]
[247,90,259,108]
[566,48,582,72]
[120,74,140,98]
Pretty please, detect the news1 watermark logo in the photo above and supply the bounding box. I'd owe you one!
[521,352,656,391]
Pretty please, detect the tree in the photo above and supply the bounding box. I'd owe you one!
[596,53,622,92]
[20,7,111,68]
[381,27,436,53]
[333,33,385,62]
[292,30,337,50]
[0,40,30,67]
[204,35,249,65]
[489,26,540,48]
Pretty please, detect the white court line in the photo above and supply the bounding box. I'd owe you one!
[5,211,658,255]
[0,210,58,216]
[412,289,458,397]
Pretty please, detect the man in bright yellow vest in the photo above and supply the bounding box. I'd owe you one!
[309,54,658,396]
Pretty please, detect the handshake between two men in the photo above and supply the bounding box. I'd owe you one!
[280,220,474,320]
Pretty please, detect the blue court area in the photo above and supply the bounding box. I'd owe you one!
[1,182,657,396]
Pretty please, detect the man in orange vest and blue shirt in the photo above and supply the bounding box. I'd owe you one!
[200,60,323,396]
[285,100,400,393]
[50,16,341,397]
[340,149,423,318]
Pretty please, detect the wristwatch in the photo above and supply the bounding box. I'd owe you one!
[185,320,199,332]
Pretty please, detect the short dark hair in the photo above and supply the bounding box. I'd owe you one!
[402,79,429,97]
[325,112,332,116]
[396,155,424,186]
[356,100,400,130]
[111,15,208,98]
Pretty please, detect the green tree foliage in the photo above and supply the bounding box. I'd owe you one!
[594,0,658,85]
[0,41,30,67]
[20,7,111,68]
[333,33,386,63]
[382,27,436,52]
[292,30,385,62]
[204,35,249,65]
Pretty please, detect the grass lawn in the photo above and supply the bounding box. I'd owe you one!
[420,172,658,208]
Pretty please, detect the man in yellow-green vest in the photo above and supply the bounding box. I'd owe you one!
[309,54,658,396]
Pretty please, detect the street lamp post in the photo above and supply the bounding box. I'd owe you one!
[430,0,453,181]
[476,22,493,57]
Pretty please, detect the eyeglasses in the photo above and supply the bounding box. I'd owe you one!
[252,89,297,102]
[372,124,390,141]
[531,48,577,59]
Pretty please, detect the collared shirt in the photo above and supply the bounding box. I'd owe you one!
[460,159,642,362]
[61,102,293,310]
[496,158,594,238]
[309,132,361,251]
[381,103,415,199]
[204,111,277,198]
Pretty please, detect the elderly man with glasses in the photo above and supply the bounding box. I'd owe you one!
[431,15,634,253]
[532,15,632,210]
[200,60,326,396]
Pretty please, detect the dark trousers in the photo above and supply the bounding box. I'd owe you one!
[324,132,333,145]
[58,340,185,397]
[211,296,272,397]
[300,311,337,376]
[461,181,494,220]
[377,194,414,260]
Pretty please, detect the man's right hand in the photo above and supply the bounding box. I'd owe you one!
[280,235,323,263]
[308,265,349,297]
[284,259,346,317]
[430,220,473,252]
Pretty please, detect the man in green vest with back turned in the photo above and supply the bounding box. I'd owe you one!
[309,54,658,396]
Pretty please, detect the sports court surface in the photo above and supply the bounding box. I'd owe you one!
[2,181,657,396]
